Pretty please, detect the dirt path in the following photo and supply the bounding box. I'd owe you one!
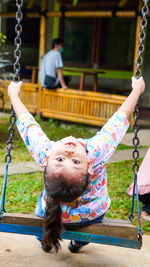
[0,233,150,267]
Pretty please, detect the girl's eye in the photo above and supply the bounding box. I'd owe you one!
[57,157,64,162]
[73,159,80,164]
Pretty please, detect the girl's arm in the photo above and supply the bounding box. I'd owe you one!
[8,81,28,117]
[8,81,53,167]
[119,76,145,118]
[87,76,145,166]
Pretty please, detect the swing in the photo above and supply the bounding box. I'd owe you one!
[0,0,149,250]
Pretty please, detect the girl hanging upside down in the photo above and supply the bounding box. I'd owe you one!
[8,77,145,253]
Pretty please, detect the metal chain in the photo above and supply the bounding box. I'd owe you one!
[129,0,149,237]
[13,0,23,83]
[135,0,149,79]
[0,0,23,217]
[5,0,23,164]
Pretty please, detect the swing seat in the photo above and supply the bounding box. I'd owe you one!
[0,213,141,249]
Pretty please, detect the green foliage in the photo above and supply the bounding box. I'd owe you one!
[73,0,79,6]
[0,33,7,47]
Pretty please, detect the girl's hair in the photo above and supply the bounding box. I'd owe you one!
[42,166,89,252]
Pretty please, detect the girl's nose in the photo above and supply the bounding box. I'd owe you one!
[65,149,74,156]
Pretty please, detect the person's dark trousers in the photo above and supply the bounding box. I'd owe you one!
[139,193,150,214]
[66,213,105,247]
[45,76,71,90]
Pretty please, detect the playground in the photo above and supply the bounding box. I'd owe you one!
[0,233,150,267]
[0,0,150,266]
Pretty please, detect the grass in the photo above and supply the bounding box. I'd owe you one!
[0,115,145,164]
[0,159,149,233]
[0,172,43,214]
[106,158,150,233]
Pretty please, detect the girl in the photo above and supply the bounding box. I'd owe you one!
[8,77,145,253]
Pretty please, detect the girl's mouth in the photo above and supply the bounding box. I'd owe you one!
[64,142,76,146]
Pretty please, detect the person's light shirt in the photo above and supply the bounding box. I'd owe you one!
[40,50,63,87]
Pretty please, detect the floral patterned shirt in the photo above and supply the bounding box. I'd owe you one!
[16,110,129,223]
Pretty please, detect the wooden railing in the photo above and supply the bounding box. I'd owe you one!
[0,80,38,114]
[39,87,127,126]
[0,80,128,126]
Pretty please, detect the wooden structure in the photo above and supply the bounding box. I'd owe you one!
[25,66,104,92]
[0,0,146,126]
[67,70,99,92]
[0,80,127,126]
[39,87,127,125]
[0,213,141,249]
[79,71,98,91]
[0,9,150,19]
[26,66,39,84]
[0,80,38,114]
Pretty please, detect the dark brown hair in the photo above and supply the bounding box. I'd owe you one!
[42,166,89,252]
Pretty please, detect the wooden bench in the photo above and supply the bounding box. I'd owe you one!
[64,69,106,92]
[79,70,98,91]
[25,66,103,92]
[0,213,141,249]
[26,66,39,83]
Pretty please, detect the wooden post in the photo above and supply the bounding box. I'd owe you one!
[0,10,150,19]
[37,0,47,116]
[38,0,47,71]
[118,0,128,8]
[37,83,42,117]
[27,0,36,9]
[52,1,60,39]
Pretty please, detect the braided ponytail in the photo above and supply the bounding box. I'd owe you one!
[42,196,62,252]
[42,166,90,252]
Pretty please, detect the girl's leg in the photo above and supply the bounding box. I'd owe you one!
[68,214,105,251]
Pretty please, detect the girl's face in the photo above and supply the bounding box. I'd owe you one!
[47,136,90,183]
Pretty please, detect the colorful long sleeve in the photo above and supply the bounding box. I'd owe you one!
[16,113,54,167]
[86,110,129,168]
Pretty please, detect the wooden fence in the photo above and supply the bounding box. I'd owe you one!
[0,80,38,114]
[0,80,128,126]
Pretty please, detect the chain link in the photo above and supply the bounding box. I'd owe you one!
[13,0,23,83]
[130,0,149,236]
[135,1,149,79]
[132,0,149,178]
[5,0,23,164]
